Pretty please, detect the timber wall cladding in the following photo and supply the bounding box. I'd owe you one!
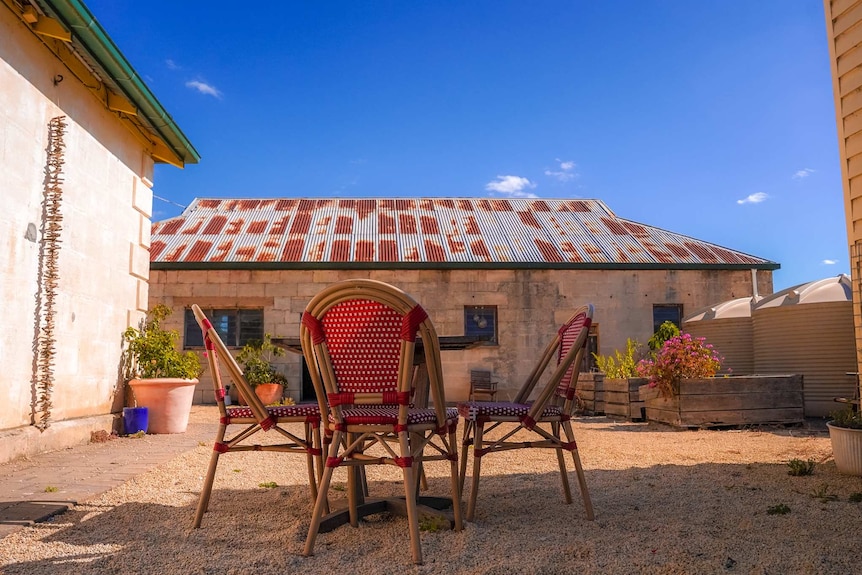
[826,0,862,382]
[642,375,804,428]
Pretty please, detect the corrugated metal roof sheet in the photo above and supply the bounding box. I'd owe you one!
[150,198,779,269]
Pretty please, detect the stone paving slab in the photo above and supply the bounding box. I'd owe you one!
[0,407,217,540]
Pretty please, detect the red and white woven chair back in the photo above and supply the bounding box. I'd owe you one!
[301,280,441,413]
[321,299,405,395]
[554,305,593,400]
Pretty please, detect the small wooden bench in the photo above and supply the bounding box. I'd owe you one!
[469,369,498,401]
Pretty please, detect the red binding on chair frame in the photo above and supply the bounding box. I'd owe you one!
[189,304,324,529]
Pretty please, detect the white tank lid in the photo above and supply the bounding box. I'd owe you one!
[753,274,851,310]
[683,296,756,323]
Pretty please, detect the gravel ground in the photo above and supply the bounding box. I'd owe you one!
[1,408,859,575]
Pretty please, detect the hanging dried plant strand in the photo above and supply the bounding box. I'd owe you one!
[36,116,67,430]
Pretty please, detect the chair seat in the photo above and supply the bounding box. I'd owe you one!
[331,406,459,427]
[227,403,321,422]
[458,401,562,421]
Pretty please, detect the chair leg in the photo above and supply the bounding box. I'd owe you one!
[310,423,330,513]
[347,432,360,527]
[448,425,464,531]
[191,423,227,529]
[458,419,473,496]
[304,422,318,501]
[562,421,594,520]
[552,422,573,504]
[466,422,484,522]
[304,430,342,557]
[398,431,423,565]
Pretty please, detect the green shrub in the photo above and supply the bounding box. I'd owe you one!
[766,503,790,515]
[593,338,643,378]
[648,321,680,352]
[829,406,862,429]
[787,458,815,476]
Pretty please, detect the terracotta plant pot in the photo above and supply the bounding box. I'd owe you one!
[254,383,284,405]
[129,378,198,434]
[827,422,862,476]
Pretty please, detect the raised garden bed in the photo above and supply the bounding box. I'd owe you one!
[575,372,604,415]
[603,377,647,420]
[640,374,804,428]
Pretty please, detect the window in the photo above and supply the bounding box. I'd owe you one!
[652,304,683,333]
[464,305,497,345]
[184,308,264,348]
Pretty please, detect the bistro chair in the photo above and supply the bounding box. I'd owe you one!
[190,304,324,529]
[469,369,498,401]
[458,304,595,522]
[300,279,462,565]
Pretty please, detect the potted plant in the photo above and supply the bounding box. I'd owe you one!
[123,304,202,433]
[235,334,288,405]
[827,406,862,476]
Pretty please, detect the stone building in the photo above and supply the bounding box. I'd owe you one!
[148,197,777,404]
[1,0,198,463]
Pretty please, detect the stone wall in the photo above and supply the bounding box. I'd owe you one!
[149,267,771,404]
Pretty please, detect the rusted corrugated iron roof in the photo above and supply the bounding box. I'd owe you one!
[150,198,778,270]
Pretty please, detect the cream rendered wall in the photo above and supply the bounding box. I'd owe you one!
[149,267,768,404]
[0,6,152,430]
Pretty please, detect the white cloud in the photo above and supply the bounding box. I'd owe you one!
[544,158,579,182]
[736,192,768,205]
[823,259,838,265]
[485,175,537,197]
[793,168,815,180]
[185,80,222,98]
[166,59,181,70]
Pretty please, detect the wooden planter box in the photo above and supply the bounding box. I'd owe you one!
[642,374,804,428]
[575,372,604,415]
[603,377,647,420]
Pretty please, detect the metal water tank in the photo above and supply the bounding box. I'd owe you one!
[752,274,855,417]
[683,297,756,376]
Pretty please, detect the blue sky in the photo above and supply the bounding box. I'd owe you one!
[86,1,845,290]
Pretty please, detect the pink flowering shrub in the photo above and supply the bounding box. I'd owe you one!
[635,333,723,398]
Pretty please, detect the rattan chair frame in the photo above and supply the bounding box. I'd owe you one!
[300,279,462,565]
[458,304,595,522]
[190,304,324,529]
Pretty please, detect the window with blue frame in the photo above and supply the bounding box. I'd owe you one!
[464,305,497,345]
[652,304,683,333]
[184,308,263,348]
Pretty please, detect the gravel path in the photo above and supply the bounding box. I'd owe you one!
[1,408,859,575]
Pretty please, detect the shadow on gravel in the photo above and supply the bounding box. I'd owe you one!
[4,460,861,575]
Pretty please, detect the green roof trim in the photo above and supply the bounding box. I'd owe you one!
[36,0,200,165]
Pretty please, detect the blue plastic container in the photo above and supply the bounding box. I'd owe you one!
[123,407,149,435]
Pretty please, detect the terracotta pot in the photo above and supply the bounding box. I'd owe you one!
[827,422,862,476]
[254,383,284,405]
[129,378,198,434]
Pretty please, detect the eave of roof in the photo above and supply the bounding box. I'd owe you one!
[16,0,199,166]
[149,197,781,271]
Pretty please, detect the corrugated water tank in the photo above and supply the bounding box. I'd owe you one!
[682,297,756,376]
[752,274,856,417]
